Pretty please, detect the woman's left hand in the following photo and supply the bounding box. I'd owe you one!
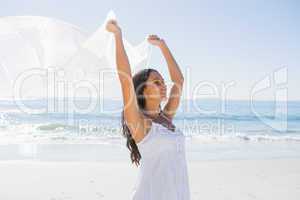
[147,35,164,46]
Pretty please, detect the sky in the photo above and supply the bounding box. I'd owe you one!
[1,0,300,100]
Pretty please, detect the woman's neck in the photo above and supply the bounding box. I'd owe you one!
[144,102,161,119]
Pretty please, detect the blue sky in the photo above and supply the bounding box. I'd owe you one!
[2,0,300,100]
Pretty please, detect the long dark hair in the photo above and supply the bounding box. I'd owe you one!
[121,68,157,166]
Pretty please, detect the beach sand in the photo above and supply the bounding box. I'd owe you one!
[0,159,299,200]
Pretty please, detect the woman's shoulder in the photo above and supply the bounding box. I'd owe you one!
[154,110,176,132]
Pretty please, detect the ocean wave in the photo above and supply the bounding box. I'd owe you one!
[190,133,300,142]
[175,114,300,121]
[1,125,300,144]
[1,111,300,125]
[36,123,74,131]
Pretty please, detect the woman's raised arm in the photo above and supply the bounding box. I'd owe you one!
[106,20,147,142]
[148,35,184,120]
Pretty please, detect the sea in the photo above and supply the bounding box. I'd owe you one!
[0,98,300,162]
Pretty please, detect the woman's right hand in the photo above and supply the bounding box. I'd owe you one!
[147,35,165,47]
[106,20,121,35]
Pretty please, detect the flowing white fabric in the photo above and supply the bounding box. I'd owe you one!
[0,11,151,99]
[132,122,191,200]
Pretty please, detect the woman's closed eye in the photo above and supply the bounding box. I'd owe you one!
[153,80,164,86]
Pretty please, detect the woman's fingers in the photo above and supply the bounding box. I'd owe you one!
[107,19,117,24]
[147,34,163,46]
[106,20,121,34]
[106,20,118,28]
[148,34,159,40]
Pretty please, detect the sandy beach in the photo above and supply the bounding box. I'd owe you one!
[1,158,299,200]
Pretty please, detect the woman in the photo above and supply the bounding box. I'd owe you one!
[106,20,190,200]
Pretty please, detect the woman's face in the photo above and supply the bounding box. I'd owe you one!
[143,71,167,103]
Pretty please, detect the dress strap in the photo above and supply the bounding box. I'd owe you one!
[141,108,176,132]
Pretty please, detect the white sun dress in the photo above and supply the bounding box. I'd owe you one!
[131,112,190,200]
